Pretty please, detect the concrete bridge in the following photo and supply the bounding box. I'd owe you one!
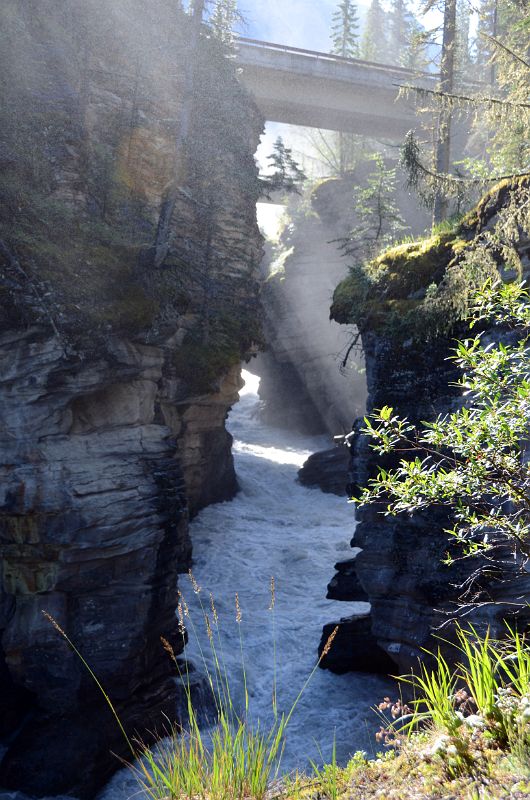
[235,37,436,139]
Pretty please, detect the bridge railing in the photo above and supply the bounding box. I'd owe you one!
[236,36,437,81]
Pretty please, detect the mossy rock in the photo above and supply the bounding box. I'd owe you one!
[331,176,530,341]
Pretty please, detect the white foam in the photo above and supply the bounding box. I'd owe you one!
[101,369,393,799]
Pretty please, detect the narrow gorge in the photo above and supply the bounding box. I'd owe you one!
[1,1,530,799]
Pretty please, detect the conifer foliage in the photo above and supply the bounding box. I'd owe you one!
[331,0,360,58]
[340,153,407,261]
[209,0,239,47]
[361,0,387,61]
[260,137,307,198]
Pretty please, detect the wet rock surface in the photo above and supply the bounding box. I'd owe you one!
[0,1,263,794]
[324,181,530,675]
[297,447,350,496]
[326,558,369,602]
[319,615,395,674]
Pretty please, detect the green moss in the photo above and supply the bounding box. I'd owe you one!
[331,177,530,341]
[331,230,470,337]
[173,310,263,395]
[461,174,530,233]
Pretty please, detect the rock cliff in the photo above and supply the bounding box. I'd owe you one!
[322,178,530,675]
[257,168,429,437]
[0,2,262,795]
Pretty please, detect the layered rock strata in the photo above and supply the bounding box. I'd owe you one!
[0,2,262,794]
[323,179,530,675]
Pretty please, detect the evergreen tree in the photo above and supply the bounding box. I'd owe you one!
[399,0,529,206]
[360,0,387,61]
[330,1,362,174]
[341,153,407,261]
[261,137,307,197]
[402,19,429,71]
[387,0,428,69]
[330,0,360,58]
[474,0,498,83]
[209,0,239,48]
[433,0,457,223]
[388,0,408,64]
[455,0,472,85]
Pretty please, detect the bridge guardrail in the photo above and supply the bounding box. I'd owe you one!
[236,36,438,81]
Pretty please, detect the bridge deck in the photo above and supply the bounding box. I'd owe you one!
[235,37,437,138]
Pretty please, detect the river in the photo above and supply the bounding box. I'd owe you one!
[101,369,393,798]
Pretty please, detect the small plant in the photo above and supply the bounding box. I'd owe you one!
[375,624,530,780]
[309,736,342,800]
[44,574,339,800]
[357,280,530,580]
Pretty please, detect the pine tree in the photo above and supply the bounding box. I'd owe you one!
[388,0,428,69]
[261,137,307,197]
[433,0,457,223]
[341,153,407,261]
[402,18,429,71]
[209,0,239,48]
[388,0,408,64]
[455,0,472,85]
[331,0,360,58]
[399,0,529,219]
[360,0,387,62]
[474,0,498,83]
[330,1,361,174]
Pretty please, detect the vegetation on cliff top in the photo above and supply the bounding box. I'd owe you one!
[50,595,530,800]
[331,175,530,340]
[0,0,263,389]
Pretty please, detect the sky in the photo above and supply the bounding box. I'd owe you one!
[238,0,442,52]
[239,0,366,52]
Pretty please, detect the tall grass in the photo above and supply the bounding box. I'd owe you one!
[399,648,461,736]
[379,623,530,774]
[44,574,338,800]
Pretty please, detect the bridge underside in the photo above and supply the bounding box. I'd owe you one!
[236,43,429,139]
[241,69,414,138]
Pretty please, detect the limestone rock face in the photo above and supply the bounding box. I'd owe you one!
[323,179,530,675]
[297,447,350,496]
[0,1,263,794]
[257,169,430,438]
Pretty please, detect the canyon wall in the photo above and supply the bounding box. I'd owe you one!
[0,2,263,795]
[321,178,530,675]
[257,169,429,437]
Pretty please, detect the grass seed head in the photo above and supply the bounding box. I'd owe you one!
[210,593,218,624]
[235,592,242,624]
[205,614,213,643]
[321,626,339,659]
[42,610,66,637]
[177,601,186,635]
[160,636,177,665]
[269,576,276,610]
[188,570,201,594]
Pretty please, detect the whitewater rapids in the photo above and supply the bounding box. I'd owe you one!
[101,370,393,798]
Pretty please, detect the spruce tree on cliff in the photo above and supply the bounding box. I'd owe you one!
[210,0,239,47]
[360,0,387,61]
[330,0,361,175]
[340,153,407,261]
[331,0,360,58]
[261,137,307,198]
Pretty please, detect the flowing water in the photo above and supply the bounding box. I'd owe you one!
[102,369,393,798]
